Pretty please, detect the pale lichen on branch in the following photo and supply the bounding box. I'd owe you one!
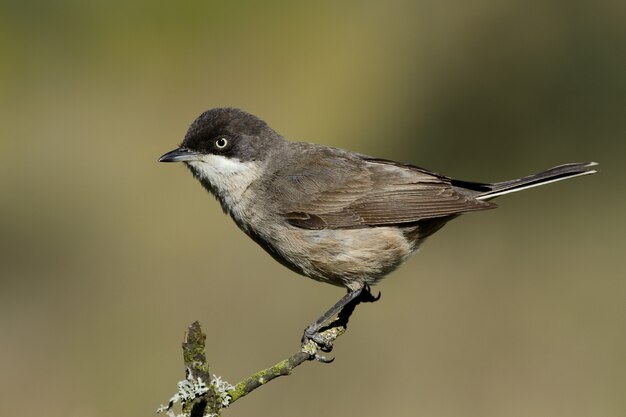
[157,320,350,416]
[157,288,372,416]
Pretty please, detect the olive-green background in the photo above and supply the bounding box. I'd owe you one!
[1,1,624,416]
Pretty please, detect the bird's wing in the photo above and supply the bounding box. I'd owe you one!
[266,148,495,230]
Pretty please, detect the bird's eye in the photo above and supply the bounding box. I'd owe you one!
[215,137,228,149]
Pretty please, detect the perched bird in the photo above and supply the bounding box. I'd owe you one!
[160,108,597,348]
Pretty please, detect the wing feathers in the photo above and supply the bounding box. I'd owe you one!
[267,146,494,230]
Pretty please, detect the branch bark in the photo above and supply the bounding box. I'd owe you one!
[158,311,355,416]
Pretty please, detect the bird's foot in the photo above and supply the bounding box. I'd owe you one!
[356,285,381,304]
[302,325,336,352]
[301,285,381,356]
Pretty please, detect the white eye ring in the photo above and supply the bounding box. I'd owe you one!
[215,137,228,149]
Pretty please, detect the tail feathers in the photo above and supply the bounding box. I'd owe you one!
[476,162,598,201]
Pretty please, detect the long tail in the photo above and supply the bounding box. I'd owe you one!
[475,162,598,201]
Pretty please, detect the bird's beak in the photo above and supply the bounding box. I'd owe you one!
[159,148,201,162]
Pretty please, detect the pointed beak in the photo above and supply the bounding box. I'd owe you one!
[159,148,202,162]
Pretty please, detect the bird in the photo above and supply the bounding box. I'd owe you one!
[159,107,597,348]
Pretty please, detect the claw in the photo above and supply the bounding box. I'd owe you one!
[360,285,381,303]
[314,354,335,363]
[319,341,334,353]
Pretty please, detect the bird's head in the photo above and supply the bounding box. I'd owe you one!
[159,108,284,203]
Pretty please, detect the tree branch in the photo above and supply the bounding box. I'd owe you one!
[227,326,345,404]
[158,289,376,416]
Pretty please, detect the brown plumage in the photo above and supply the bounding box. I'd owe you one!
[268,145,495,230]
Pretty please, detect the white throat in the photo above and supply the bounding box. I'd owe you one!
[187,154,263,213]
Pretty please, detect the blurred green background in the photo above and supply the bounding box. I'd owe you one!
[1,1,624,416]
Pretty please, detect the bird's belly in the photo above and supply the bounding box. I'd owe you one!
[263,225,416,289]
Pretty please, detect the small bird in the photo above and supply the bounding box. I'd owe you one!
[160,108,597,347]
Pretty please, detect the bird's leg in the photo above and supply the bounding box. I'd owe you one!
[302,285,380,352]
